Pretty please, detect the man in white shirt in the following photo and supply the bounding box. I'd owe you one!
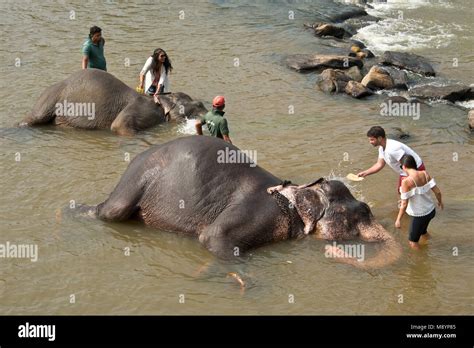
[357,126,425,192]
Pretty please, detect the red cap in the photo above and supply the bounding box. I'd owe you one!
[212,96,225,108]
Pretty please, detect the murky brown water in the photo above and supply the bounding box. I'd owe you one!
[0,0,473,314]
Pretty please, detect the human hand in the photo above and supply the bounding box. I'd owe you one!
[395,219,401,228]
[357,171,368,178]
[438,201,444,210]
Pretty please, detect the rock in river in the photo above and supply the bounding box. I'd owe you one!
[381,51,436,77]
[408,84,474,103]
[286,54,363,72]
[361,66,394,90]
[345,80,373,99]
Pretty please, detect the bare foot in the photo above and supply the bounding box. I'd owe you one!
[409,241,420,250]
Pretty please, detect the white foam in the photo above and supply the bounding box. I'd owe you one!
[353,18,457,54]
[455,100,474,110]
[177,118,199,135]
[367,0,453,12]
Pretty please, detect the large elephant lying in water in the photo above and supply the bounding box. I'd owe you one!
[20,69,207,135]
[77,136,401,268]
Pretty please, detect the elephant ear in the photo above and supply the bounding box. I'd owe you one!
[157,94,176,118]
[298,177,325,189]
[294,188,328,235]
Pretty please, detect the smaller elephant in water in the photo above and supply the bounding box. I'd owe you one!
[76,136,401,269]
[20,69,207,135]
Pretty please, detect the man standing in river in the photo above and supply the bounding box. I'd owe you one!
[195,96,232,144]
[81,26,107,71]
[357,126,425,193]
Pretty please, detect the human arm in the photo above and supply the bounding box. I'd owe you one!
[357,158,385,177]
[154,66,167,96]
[195,120,203,135]
[139,57,152,90]
[139,73,145,90]
[220,118,232,144]
[426,173,444,210]
[81,42,90,69]
[82,56,89,69]
[395,180,409,228]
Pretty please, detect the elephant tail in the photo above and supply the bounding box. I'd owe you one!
[326,222,402,269]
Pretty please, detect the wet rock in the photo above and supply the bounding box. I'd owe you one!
[391,127,410,140]
[361,66,394,90]
[469,110,474,130]
[379,66,408,90]
[344,66,363,82]
[350,40,367,50]
[408,84,474,103]
[317,68,353,93]
[313,23,348,39]
[329,7,368,22]
[342,15,381,35]
[351,48,375,59]
[385,96,408,103]
[381,51,435,77]
[361,58,379,76]
[286,54,363,72]
[345,80,373,98]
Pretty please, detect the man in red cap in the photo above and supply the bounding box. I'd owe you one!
[195,95,232,143]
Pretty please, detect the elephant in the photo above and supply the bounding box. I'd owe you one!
[19,69,207,135]
[76,135,401,268]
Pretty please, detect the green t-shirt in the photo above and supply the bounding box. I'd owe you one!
[200,110,229,138]
[82,38,107,71]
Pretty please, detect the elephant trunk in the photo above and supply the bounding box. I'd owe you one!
[326,222,402,269]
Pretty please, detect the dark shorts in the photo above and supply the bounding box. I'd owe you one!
[398,162,426,193]
[408,208,436,242]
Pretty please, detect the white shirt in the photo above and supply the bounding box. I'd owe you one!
[378,139,422,176]
[140,56,170,93]
[400,177,436,217]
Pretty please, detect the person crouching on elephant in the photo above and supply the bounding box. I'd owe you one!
[138,48,173,96]
[395,155,443,250]
[195,96,232,144]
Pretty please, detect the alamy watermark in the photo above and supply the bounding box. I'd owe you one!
[217,147,257,167]
[0,241,38,262]
[380,100,420,120]
[324,241,365,262]
[55,99,95,120]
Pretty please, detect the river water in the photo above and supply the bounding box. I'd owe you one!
[0,0,472,314]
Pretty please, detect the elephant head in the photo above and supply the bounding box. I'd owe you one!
[156,92,208,121]
[275,178,401,268]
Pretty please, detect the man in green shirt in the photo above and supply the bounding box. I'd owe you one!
[82,26,107,71]
[195,96,232,144]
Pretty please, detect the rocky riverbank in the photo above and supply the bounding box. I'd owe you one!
[285,2,474,132]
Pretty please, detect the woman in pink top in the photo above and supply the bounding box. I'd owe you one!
[395,155,444,250]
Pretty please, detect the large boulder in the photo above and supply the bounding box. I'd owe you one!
[344,66,363,82]
[361,66,394,90]
[379,66,408,90]
[328,7,368,22]
[469,110,474,130]
[286,54,363,72]
[345,80,373,99]
[381,51,435,77]
[408,85,474,103]
[317,68,353,93]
